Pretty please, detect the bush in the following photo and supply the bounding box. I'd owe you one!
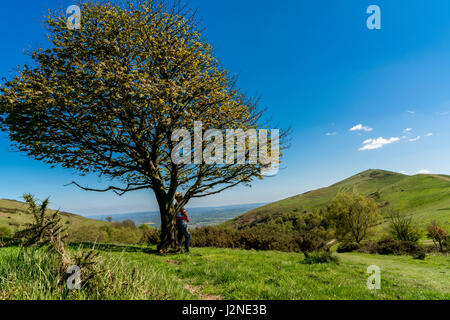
[295,232,328,254]
[427,221,448,253]
[303,251,339,264]
[387,210,423,243]
[0,226,12,238]
[68,225,107,243]
[337,242,360,253]
[191,226,241,249]
[190,225,311,253]
[191,225,290,251]
[443,236,449,250]
[412,249,426,260]
[111,219,136,229]
[68,222,146,245]
[240,226,300,252]
[359,239,426,259]
[190,210,333,253]
[100,225,142,244]
[139,225,160,245]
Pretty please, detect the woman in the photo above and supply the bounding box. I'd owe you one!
[175,192,191,253]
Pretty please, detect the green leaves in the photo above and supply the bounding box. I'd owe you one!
[328,193,381,243]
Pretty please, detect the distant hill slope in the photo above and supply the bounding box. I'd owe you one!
[0,198,106,233]
[227,169,450,229]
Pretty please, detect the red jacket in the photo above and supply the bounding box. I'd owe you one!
[176,208,190,223]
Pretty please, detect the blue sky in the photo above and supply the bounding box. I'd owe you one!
[0,0,449,215]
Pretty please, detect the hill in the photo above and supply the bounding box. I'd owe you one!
[0,198,107,234]
[228,169,450,230]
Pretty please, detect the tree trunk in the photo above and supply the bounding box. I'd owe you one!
[152,185,178,253]
[157,206,177,253]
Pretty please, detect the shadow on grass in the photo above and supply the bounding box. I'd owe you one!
[67,242,194,256]
[68,242,157,254]
[4,240,198,256]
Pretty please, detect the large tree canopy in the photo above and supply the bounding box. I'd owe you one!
[0,0,287,251]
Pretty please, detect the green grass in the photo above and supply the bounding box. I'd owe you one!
[229,169,450,230]
[1,244,448,300]
[0,245,195,300]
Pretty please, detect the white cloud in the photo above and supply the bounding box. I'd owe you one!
[401,169,432,175]
[407,110,415,115]
[350,124,373,132]
[359,137,400,151]
[326,132,337,136]
[408,136,421,142]
[425,133,433,137]
[403,128,412,133]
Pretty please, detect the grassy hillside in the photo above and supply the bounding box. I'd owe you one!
[0,244,448,300]
[0,198,107,234]
[228,169,450,230]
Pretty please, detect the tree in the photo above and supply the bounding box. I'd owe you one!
[327,193,381,244]
[0,0,286,252]
[387,210,423,243]
[427,221,448,252]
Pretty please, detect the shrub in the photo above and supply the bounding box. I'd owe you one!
[191,226,241,249]
[12,194,101,288]
[295,232,327,255]
[193,226,261,250]
[240,226,300,252]
[359,239,426,259]
[68,225,108,243]
[426,221,448,253]
[68,220,146,245]
[139,225,160,245]
[337,242,360,253]
[293,211,333,256]
[387,210,423,243]
[412,249,426,260]
[191,225,304,252]
[111,219,136,229]
[443,236,450,253]
[0,226,12,238]
[100,225,142,244]
[190,210,333,253]
[303,251,339,264]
